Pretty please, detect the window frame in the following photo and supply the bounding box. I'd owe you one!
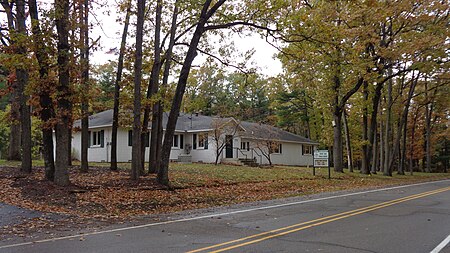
[89,130,104,148]
[197,133,208,150]
[173,134,179,148]
[303,145,312,155]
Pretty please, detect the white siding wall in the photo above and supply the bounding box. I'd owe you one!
[237,138,314,166]
[69,127,315,166]
[188,133,216,163]
[72,128,150,162]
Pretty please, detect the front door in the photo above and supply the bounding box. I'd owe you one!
[225,135,233,158]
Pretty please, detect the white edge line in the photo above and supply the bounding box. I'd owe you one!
[1,179,449,250]
[430,234,450,253]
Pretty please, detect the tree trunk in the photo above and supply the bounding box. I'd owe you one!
[8,86,21,161]
[1,1,21,162]
[343,110,353,172]
[379,107,384,173]
[390,74,418,174]
[145,0,163,174]
[409,107,420,175]
[383,76,393,176]
[424,80,435,173]
[399,110,407,175]
[54,0,71,186]
[159,0,226,185]
[80,0,90,173]
[361,81,369,174]
[152,1,179,173]
[333,112,344,173]
[68,128,72,166]
[425,104,432,173]
[110,0,131,171]
[368,82,383,174]
[29,0,56,180]
[131,0,145,180]
[303,92,311,139]
[15,0,32,173]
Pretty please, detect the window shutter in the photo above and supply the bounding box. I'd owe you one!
[204,136,208,149]
[302,145,304,155]
[128,130,132,146]
[180,134,184,148]
[193,134,197,149]
[247,142,250,151]
[100,130,105,147]
[279,144,282,154]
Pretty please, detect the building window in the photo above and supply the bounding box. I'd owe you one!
[193,134,197,149]
[271,143,282,154]
[173,134,179,148]
[128,130,149,147]
[198,133,208,149]
[89,130,104,148]
[241,141,250,151]
[303,145,312,155]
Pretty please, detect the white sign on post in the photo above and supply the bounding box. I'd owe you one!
[314,150,329,167]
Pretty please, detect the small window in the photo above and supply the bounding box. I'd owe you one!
[173,134,179,148]
[128,130,132,146]
[241,141,250,151]
[303,145,312,155]
[128,130,149,147]
[198,133,208,149]
[90,130,104,147]
[144,132,149,147]
[270,143,282,154]
[193,134,197,149]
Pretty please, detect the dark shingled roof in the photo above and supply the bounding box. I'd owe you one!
[239,121,318,144]
[74,109,318,144]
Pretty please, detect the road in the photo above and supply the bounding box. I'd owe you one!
[1,180,449,253]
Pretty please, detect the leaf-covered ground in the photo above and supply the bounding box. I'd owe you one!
[0,161,449,240]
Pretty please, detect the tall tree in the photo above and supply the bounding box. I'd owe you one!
[29,0,56,179]
[110,0,132,171]
[343,109,353,172]
[145,0,163,174]
[80,0,90,173]
[131,0,145,180]
[159,0,228,185]
[15,0,32,173]
[0,1,22,162]
[54,0,71,186]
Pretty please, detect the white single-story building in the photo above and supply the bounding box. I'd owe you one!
[69,109,319,166]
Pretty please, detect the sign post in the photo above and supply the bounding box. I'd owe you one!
[313,150,330,178]
[327,149,331,179]
[312,151,315,176]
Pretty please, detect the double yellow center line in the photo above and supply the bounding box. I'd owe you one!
[187,186,450,253]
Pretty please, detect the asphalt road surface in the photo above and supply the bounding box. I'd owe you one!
[1,180,449,253]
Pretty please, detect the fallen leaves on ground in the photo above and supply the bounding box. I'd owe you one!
[0,165,448,238]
